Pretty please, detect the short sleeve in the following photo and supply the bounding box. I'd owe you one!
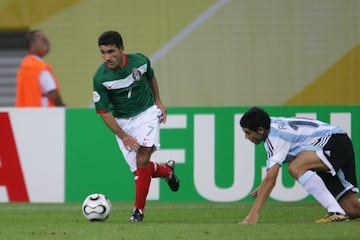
[93,77,110,112]
[265,137,291,169]
[138,53,154,80]
[39,70,57,94]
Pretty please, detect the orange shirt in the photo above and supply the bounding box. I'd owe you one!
[15,54,60,107]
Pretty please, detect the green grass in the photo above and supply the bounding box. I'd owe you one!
[0,202,359,240]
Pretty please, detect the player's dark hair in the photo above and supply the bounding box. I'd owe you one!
[98,31,123,48]
[240,107,271,131]
[25,30,40,49]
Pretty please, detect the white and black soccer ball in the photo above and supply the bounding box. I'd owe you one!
[82,193,112,221]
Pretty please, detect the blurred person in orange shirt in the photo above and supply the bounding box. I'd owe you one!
[15,30,65,107]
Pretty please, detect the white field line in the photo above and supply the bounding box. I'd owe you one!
[150,0,231,63]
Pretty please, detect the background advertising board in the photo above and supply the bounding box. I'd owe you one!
[0,106,358,202]
[65,106,360,203]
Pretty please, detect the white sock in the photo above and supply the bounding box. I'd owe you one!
[297,170,345,215]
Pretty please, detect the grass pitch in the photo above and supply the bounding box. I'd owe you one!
[0,201,359,240]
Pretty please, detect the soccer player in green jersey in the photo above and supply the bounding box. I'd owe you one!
[93,31,179,222]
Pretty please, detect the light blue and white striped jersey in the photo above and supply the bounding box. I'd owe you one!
[265,117,345,169]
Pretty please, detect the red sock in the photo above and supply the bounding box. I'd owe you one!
[134,165,152,210]
[150,161,171,178]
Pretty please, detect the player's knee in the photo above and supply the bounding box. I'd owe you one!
[288,158,311,179]
[288,162,302,179]
[136,157,150,168]
[136,148,152,168]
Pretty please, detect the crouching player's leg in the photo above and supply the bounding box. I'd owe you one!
[317,170,360,220]
[339,191,360,219]
[315,133,360,221]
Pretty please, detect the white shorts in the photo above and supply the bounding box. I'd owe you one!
[115,105,161,172]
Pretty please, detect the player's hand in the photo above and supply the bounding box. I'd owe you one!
[159,112,166,123]
[249,187,259,198]
[155,101,167,123]
[121,134,139,151]
[241,214,258,224]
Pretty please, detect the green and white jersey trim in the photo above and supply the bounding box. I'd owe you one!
[102,63,147,90]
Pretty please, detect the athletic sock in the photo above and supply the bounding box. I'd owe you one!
[150,161,171,178]
[297,170,346,215]
[134,165,152,211]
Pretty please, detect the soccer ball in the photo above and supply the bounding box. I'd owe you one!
[82,193,112,221]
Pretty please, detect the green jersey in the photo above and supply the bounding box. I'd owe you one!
[93,53,155,118]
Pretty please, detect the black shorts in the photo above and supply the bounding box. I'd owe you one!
[317,134,359,200]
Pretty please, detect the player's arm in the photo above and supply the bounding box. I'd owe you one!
[39,70,66,106]
[46,89,66,106]
[98,111,139,151]
[147,77,166,123]
[241,164,280,224]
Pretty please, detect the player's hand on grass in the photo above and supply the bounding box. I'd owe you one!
[241,214,258,224]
